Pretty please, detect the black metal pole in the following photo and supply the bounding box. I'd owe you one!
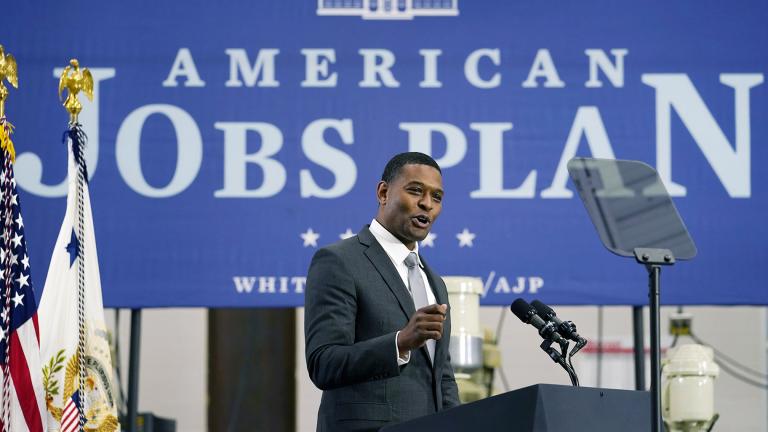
[632,305,646,391]
[127,309,142,432]
[648,266,662,432]
[596,306,603,388]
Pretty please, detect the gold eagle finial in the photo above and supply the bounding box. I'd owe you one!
[59,58,94,123]
[0,45,19,119]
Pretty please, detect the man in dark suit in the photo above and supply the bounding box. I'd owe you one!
[305,152,460,432]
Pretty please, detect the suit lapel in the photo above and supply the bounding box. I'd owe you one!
[422,259,448,305]
[359,227,415,321]
[359,226,447,368]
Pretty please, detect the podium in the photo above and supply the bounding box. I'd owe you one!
[382,384,650,432]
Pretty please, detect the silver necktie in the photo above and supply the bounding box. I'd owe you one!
[404,252,435,364]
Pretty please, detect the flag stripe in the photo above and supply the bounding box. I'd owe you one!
[7,384,31,432]
[61,406,78,427]
[31,315,38,345]
[16,318,46,429]
[9,332,43,432]
[61,410,78,432]
[60,392,80,432]
[61,406,77,422]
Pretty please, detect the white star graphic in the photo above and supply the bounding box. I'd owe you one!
[15,273,29,289]
[9,252,17,267]
[420,232,437,248]
[11,233,22,248]
[0,308,7,322]
[14,214,22,229]
[10,194,17,206]
[339,228,355,240]
[11,291,23,308]
[456,228,476,248]
[301,228,320,248]
[0,247,6,262]
[21,255,29,270]
[0,327,5,343]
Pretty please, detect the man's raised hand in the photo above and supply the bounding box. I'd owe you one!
[397,304,448,356]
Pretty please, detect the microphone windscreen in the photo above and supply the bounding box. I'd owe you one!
[510,298,533,322]
[531,300,555,318]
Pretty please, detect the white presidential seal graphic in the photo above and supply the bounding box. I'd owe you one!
[317,0,458,20]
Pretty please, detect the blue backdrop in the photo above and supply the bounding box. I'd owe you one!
[4,0,767,307]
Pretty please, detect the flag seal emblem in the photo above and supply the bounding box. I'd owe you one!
[42,348,118,432]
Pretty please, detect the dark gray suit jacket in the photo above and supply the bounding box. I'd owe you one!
[305,226,460,432]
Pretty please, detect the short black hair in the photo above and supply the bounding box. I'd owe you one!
[381,152,441,183]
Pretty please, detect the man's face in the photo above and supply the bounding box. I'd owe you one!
[376,163,444,250]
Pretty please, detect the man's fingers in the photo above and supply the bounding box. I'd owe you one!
[426,331,442,340]
[415,330,442,340]
[418,304,447,316]
[416,304,448,320]
[417,324,443,340]
[415,313,445,323]
[402,324,443,349]
[418,322,443,332]
[402,303,449,348]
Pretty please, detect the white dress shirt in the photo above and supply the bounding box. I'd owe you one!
[369,219,437,365]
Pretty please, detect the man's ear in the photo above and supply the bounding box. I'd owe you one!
[376,181,388,205]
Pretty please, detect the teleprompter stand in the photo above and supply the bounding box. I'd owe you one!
[635,247,675,432]
[567,158,697,432]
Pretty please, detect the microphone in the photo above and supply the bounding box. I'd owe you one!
[510,298,566,344]
[531,300,587,345]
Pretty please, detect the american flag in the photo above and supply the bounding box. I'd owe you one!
[0,150,46,431]
[59,391,80,432]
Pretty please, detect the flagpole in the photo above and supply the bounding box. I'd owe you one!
[75,122,86,432]
[0,44,18,432]
[0,45,48,432]
[127,309,141,432]
[36,58,119,432]
[0,118,14,432]
[60,58,94,432]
